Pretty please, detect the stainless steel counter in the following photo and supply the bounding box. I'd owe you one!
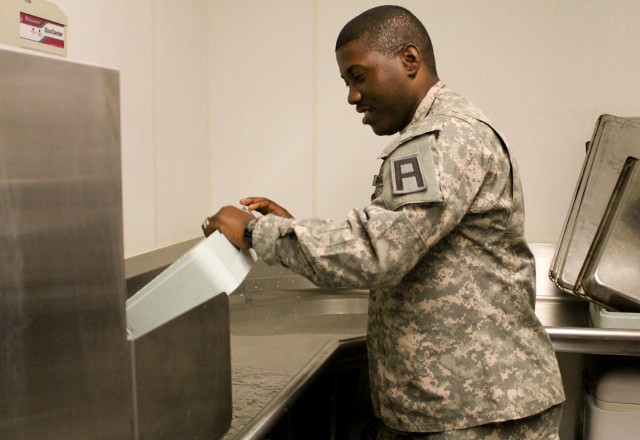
[226,289,368,439]
[124,241,640,439]
[220,242,640,439]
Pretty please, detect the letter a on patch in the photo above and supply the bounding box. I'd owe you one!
[390,154,427,194]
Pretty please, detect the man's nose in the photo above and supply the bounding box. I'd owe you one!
[347,86,361,105]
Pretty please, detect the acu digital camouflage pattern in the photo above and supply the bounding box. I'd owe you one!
[252,81,565,433]
[376,403,562,439]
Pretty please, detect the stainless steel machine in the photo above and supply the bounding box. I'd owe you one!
[0,45,132,439]
[0,46,231,439]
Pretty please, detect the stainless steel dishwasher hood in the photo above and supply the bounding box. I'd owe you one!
[0,46,232,440]
[0,46,132,439]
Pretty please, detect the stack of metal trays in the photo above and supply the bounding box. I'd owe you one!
[550,115,640,312]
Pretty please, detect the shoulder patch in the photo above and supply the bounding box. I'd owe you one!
[378,133,444,211]
[390,154,427,195]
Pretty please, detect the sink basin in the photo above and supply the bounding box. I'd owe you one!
[230,290,369,336]
[229,284,594,336]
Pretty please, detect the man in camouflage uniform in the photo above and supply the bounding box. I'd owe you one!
[203,5,565,439]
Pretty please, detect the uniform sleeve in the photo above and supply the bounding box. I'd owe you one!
[252,206,424,289]
[252,121,495,290]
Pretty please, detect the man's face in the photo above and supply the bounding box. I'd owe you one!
[336,40,416,136]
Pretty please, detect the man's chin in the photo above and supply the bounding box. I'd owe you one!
[370,123,397,136]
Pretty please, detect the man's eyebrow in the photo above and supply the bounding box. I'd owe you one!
[345,65,361,76]
[340,65,362,82]
[339,68,351,82]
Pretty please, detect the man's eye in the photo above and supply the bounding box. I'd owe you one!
[343,74,364,87]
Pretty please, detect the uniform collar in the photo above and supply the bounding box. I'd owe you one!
[378,81,447,159]
[400,80,446,135]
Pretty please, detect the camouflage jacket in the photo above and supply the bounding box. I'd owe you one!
[252,82,565,432]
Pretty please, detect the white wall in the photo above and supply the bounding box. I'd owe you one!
[211,0,640,243]
[418,0,640,242]
[54,0,210,257]
[50,0,640,256]
[209,0,314,216]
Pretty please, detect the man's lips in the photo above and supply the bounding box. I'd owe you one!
[356,106,372,125]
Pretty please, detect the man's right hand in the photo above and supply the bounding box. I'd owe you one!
[240,197,294,219]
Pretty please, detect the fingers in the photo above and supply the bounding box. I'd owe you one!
[201,214,220,238]
[240,197,294,219]
[201,217,212,237]
[240,197,271,214]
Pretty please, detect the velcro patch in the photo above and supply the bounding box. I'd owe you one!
[390,154,427,194]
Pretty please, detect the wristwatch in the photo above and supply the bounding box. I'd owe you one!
[243,219,257,248]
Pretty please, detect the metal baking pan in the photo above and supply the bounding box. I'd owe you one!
[550,115,640,293]
[576,158,640,311]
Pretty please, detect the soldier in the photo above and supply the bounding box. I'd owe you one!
[203,5,565,439]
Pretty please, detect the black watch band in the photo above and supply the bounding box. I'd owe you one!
[243,219,256,248]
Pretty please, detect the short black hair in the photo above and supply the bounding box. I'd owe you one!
[335,5,437,75]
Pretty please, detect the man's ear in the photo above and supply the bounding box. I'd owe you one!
[400,44,421,78]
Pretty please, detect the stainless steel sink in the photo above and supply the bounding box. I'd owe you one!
[535,296,590,328]
[230,282,593,336]
[230,290,369,336]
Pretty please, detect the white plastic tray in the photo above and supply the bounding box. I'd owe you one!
[126,231,255,340]
[590,302,640,330]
